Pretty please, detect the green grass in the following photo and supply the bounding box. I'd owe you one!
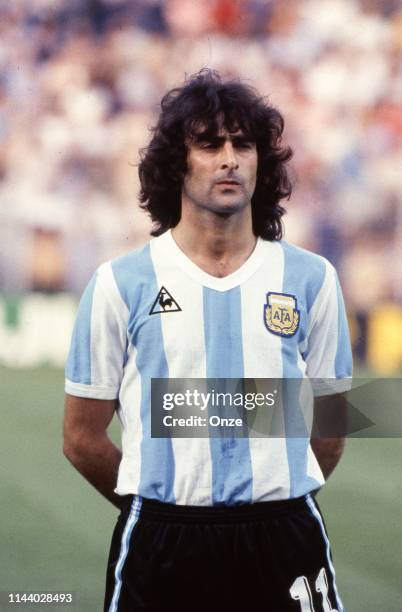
[1,367,400,611]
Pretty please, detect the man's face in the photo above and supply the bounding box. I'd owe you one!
[182,126,257,215]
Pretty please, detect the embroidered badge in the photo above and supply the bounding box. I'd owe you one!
[149,286,182,315]
[264,292,300,337]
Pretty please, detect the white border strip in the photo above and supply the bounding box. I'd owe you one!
[306,494,344,612]
[109,495,143,612]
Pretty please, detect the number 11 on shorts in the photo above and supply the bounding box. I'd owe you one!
[290,567,338,612]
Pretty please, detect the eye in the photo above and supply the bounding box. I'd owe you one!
[200,142,218,149]
[236,141,253,149]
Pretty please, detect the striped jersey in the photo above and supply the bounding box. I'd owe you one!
[65,230,352,506]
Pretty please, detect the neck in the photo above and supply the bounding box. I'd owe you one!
[171,204,257,278]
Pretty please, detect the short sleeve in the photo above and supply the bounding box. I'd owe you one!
[304,263,353,396]
[65,262,129,399]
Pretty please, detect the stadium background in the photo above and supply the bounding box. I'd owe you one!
[1,1,401,610]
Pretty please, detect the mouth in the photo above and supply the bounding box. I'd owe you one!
[216,180,240,186]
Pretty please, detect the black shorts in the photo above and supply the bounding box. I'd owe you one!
[104,494,343,612]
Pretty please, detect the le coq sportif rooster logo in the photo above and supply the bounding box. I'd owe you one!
[149,286,182,315]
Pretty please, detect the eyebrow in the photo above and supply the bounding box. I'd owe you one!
[194,133,255,145]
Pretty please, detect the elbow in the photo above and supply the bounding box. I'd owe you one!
[331,437,346,458]
[63,431,85,465]
[311,437,345,460]
[311,437,346,480]
[63,428,105,466]
[63,437,77,464]
[63,438,73,460]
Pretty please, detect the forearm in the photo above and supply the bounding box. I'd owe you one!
[64,434,122,509]
[310,437,345,481]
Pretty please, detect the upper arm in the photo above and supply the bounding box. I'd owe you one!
[305,263,353,396]
[65,263,128,400]
[63,394,117,443]
[312,392,348,439]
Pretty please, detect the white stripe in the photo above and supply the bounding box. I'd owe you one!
[305,261,334,336]
[305,263,338,381]
[306,443,325,487]
[241,240,291,502]
[306,494,344,612]
[297,372,326,488]
[115,343,143,495]
[98,262,130,322]
[150,237,213,505]
[109,496,143,612]
[90,266,128,389]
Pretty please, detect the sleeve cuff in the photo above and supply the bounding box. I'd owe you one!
[312,377,352,397]
[65,379,119,400]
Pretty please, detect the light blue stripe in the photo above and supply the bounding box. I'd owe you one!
[110,249,141,311]
[203,287,253,505]
[281,242,324,497]
[306,494,344,611]
[334,273,353,378]
[112,244,176,503]
[281,241,327,346]
[65,272,97,384]
[109,495,143,612]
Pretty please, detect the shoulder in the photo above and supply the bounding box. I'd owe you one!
[108,240,152,276]
[96,236,165,311]
[278,240,334,274]
[89,243,148,294]
[267,240,337,312]
[94,238,156,287]
[277,240,336,286]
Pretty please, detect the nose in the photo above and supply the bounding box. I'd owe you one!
[220,141,239,170]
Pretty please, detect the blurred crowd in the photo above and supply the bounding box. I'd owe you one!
[0,1,401,326]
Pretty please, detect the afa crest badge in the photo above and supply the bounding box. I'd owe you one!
[264,292,300,337]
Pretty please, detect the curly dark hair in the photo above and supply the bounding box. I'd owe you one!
[138,69,293,240]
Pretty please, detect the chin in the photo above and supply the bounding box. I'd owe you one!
[211,198,248,214]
